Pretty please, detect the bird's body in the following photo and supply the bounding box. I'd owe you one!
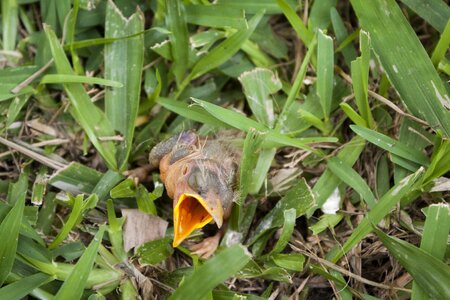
[149,131,239,257]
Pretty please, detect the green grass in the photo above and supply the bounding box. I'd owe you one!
[0,0,449,299]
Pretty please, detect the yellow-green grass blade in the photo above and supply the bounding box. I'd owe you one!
[0,173,27,285]
[411,203,450,300]
[44,25,117,170]
[351,0,450,136]
[40,74,123,87]
[2,0,18,51]
[54,226,106,300]
[169,244,251,300]
[375,227,450,299]
[399,0,450,33]
[329,168,424,263]
[104,2,144,170]
[166,0,189,85]
[431,19,450,68]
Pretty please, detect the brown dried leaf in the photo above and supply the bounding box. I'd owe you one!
[121,209,168,252]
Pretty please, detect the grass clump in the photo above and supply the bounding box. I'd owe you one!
[0,0,449,299]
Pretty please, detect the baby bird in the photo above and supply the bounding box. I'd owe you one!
[149,131,239,258]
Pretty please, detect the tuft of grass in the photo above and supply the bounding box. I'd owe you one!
[0,0,449,299]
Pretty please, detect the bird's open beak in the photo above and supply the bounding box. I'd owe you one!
[173,193,224,247]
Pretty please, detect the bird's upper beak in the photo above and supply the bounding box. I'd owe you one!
[173,192,224,247]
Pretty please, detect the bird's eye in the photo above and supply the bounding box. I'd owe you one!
[182,166,188,175]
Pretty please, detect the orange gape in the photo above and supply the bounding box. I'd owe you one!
[149,132,239,250]
[173,194,213,247]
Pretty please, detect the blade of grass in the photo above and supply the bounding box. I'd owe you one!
[2,0,18,51]
[329,167,424,263]
[48,194,83,249]
[40,74,123,87]
[0,173,27,285]
[269,208,296,254]
[327,156,377,209]
[49,162,103,194]
[185,4,245,28]
[431,19,450,68]
[178,11,264,95]
[105,1,144,170]
[317,30,334,120]
[0,273,54,300]
[351,31,373,128]
[44,24,118,170]
[411,203,450,300]
[239,129,264,204]
[399,0,450,33]
[330,7,357,67]
[276,0,313,47]
[191,98,337,151]
[238,68,281,128]
[339,103,367,127]
[350,125,429,166]
[308,136,365,216]
[351,0,450,136]
[375,227,450,299]
[216,0,296,14]
[54,226,106,300]
[169,244,251,300]
[276,37,317,131]
[248,178,315,245]
[166,0,189,85]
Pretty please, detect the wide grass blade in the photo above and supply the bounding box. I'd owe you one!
[411,203,450,300]
[166,0,189,84]
[169,244,251,300]
[350,0,450,136]
[54,226,106,299]
[0,273,54,300]
[105,1,144,170]
[375,227,450,299]
[238,68,281,128]
[44,25,117,170]
[0,173,27,285]
[399,0,450,33]
[2,0,18,51]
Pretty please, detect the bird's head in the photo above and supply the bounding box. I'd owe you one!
[172,161,233,247]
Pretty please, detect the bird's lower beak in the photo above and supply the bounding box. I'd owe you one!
[173,193,223,247]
